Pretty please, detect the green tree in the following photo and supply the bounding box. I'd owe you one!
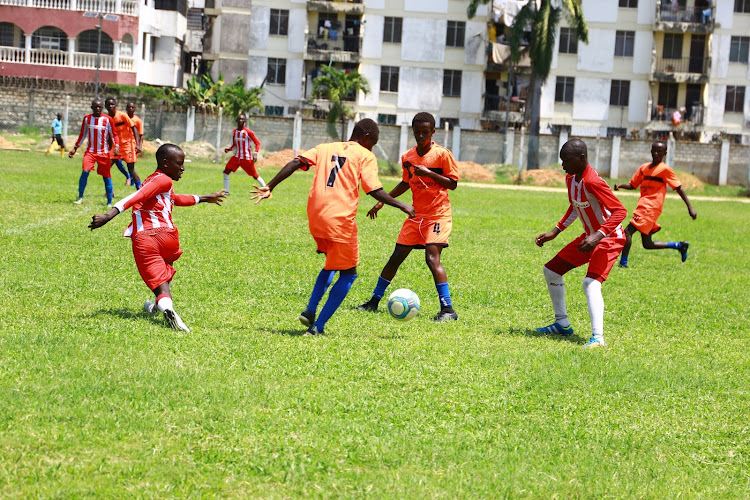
[218,76,264,119]
[468,0,587,169]
[310,66,370,140]
[184,72,224,114]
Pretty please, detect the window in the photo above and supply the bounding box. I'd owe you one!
[383,17,402,44]
[439,118,459,130]
[658,82,679,109]
[607,127,627,138]
[725,86,745,112]
[730,36,750,63]
[267,58,286,84]
[662,33,683,59]
[264,106,284,116]
[155,0,187,15]
[735,0,750,13]
[32,27,67,51]
[0,23,21,48]
[610,80,630,106]
[270,9,289,36]
[318,13,338,33]
[558,27,578,55]
[378,114,396,125]
[446,21,465,48]
[78,29,112,54]
[380,66,399,92]
[443,70,462,97]
[555,76,575,103]
[615,31,635,57]
[619,0,637,7]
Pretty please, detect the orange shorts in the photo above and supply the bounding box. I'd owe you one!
[132,228,183,290]
[226,156,258,177]
[545,233,625,283]
[630,211,661,235]
[396,217,452,248]
[314,236,358,271]
[111,141,136,163]
[82,151,112,177]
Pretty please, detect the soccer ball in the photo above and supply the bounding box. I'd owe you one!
[387,288,420,321]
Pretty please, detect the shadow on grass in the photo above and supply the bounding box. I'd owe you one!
[260,328,307,337]
[501,326,584,344]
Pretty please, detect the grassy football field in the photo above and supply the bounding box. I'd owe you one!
[1,150,749,498]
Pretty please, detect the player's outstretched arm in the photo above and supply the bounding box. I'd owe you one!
[89,207,120,231]
[674,186,697,219]
[368,181,410,219]
[535,227,561,247]
[613,182,635,191]
[368,188,415,218]
[198,190,226,206]
[251,158,303,204]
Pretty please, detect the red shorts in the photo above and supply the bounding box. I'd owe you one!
[314,236,358,271]
[225,156,258,177]
[545,233,625,282]
[396,217,452,248]
[131,228,183,290]
[82,151,112,177]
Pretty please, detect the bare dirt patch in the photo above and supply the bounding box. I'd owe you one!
[0,136,18,149]
[142,141,158,153]
[257,149,296,168]
[179,141,216,160]
[675,170,705,192]
[457,161,495,182]
[515,169,566,187]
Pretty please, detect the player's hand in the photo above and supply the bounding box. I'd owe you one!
[577,232,604,253]
[250,185,272,204]
[367,202,384,219]
[68,148,76,158]
[401,203,416,219]
[203,190,226,206]
[114,145,120,156]
[689,208,697,220]
[136,146,142,155]
[252,152,258,162]
[613,184,620,191]
[413,165,430,176]
[224,147,231,153]
[89,213,113,230]
[535,231,558,247]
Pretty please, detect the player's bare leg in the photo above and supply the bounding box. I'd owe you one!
[127,162,141,189]
[357,244,412,312]
[426,244,457,322]
[618,224,637,268]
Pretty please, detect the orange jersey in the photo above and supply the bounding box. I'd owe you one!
[298,141,383,242]
[401,143,459,218]
[131,115,144,137]
[629,161,681,233]
[109,111,134,159]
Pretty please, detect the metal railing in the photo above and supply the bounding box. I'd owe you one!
[654,56,709,75]
[656,4,714,26]
[484,94,524,112]
[0,0,138,16]
[651,105,705,125]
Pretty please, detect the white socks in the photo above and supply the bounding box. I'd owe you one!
[583,277,604,342]
[157,296,174,313]
[256,176,266,187]
[543,266,570,327]
[223,172,230,193]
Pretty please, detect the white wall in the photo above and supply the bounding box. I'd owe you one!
[628,80,649,123]
[582,0,618,23]
[362,15,384,59]
[401,18,446,62]
[705,84,726,127]
[358,64,381,107]
[577,29,615,74]
[632,31,652,74]
[572,78,610,121]
[404,0,447,13]
[288,9,306,53]
[397,67,443,111]
[711,34,730,78]
[715,0,733,28]
[540,78,555,119]
[460,71,483,114]
[249,6,270,51]
[285,59,304,100]
[464,21,486,65]
[637,0,656,24]
[246,55,267,88]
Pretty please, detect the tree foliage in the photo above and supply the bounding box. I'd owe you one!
[310,66,369,140]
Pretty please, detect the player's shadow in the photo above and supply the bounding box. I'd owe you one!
[89,308,169,328]
[261,328,308,337]
[502,326,583,344]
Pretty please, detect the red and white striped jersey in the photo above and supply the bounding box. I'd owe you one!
[114,170,198,237]
[229,127,261,160]
[556,165,626,239]
[74,114,119,154]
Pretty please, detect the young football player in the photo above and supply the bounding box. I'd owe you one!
[88,144,225,332]
[613,140,697,267]
[251,119,415,335]
[357,112,460,322]
[105,97,142,189]
[223,114,263,195]
[535,139,627,347]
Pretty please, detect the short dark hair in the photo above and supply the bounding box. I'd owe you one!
[412,112,435,129]
[352,118,379,140]
[156,143,183,166]
[652,141,667,150]
[91,98,103,107]
[104,96,116,105]
[561,138,587,157]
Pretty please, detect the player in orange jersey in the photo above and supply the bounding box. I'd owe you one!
[251,119,415,335]
[105,97,142,189]
[125,101,144,181]
[614,141,697,267]
[88,144,225,332]
[357,112,460,322]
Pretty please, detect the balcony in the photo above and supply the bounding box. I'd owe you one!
[0,46,134,72]
[307,0,364,15]
[647,104,705,129]
[0,0,138,15]
[651,56,710,83]
[481,94,525,123]
[304,35,361,63]
[655,3,714,33]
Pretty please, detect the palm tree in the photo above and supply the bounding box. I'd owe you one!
[310,66,370,141]
[468,0,587,169]
[184,72,224,114]
[218,76,264,119]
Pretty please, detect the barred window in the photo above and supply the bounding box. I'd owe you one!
[663,33,683,59]
[383,17,402,44]
[378,114,396,125]
[729,36,750,63]
[725,86,745,112]
[619,0,638,7]
[78,30,110,54]
[380,66,399,92]
[265,106,284,116]
[610,80,630,106]
[735,0,750,13]
[615,31,635,57]
[559,28,578,54]
[555,76,575,103]
[446,21,465,48]
[267,58,286,85]
[443,70,462,97]
[270,9,289,36]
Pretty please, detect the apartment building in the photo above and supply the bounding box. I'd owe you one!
[204,0,488,128]
[0,0,204,87]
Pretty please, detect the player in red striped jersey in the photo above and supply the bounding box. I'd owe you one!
[535,139,627,347]
[88,144,226,332]
[222,114,263,195]
[69,98,120,207]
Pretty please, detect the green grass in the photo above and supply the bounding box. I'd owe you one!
[1,150,749,497]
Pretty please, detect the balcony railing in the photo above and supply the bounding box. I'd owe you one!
[654,56,709,75]
[656,5,714,25]
[305,34,361,62]
[0,47,134,71]
[651,105,705,126]
[0,0,138,16]
[307,0,363,14]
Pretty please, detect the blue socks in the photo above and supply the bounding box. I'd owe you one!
[372,276,391,299]
[436,282,453,308]
[103,177,113,204]
[78,171,90,199]
[307,269,335,314]
[667,242,680,249]
[134,179,142,189]
[315,273,357,332]
[619,254,629,267]
[115,160,130,180]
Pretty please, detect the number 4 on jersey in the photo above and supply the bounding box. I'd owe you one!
[326,155,347,187]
